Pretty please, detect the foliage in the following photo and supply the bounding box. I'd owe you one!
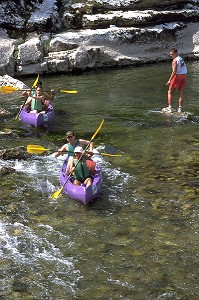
[13,47,19,62]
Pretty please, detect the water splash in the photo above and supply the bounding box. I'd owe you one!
[0,221,80,298]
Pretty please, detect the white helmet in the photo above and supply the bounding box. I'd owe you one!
[74,146,84,153]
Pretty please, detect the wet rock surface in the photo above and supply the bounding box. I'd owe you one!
[0,108,11,117]
[0,165,15,175]
[0,146,30,160]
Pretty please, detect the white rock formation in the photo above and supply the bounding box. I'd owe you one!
[0,0,198,76]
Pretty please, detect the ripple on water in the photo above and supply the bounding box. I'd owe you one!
[10,156,64,195]
[0,221,79,298]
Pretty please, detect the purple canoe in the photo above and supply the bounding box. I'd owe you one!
[19,104,54,128]
[60,156,102,205]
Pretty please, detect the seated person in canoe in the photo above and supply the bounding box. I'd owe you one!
[35,81,55,111]
[54,130,94,158]
[23,86,45,114]
[66,146,96,188]
[22,80,55,112]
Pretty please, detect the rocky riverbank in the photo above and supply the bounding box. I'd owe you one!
[0,0,199,76]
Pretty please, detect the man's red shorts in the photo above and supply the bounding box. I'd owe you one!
[170,74,186,90]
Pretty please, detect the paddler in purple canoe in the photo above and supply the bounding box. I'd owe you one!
[24,86,45,114]
[54,131,95,187]
[22,80,55,113]
[66,146,95,188]
[54,130,94,158]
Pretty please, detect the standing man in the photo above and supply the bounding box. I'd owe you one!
[164,48,187,113]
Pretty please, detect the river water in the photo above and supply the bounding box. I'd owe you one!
[0,61,199,299]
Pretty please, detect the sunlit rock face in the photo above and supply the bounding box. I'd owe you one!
[0,0,198,76]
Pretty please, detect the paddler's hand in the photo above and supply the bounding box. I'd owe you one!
[86,150,94,157]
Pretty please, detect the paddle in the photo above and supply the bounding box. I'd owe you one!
[58,89,78,94]
[27,144,122,156]
[27,144,57,155]
[96,152,122,157]
[51,119,105,199]
[32,74,40,88]
[0,86,30,93]
[0,86,78,94]
[14,74,40,120]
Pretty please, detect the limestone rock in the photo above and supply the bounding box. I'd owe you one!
[17,37,44,65]
[0,74,29,89]
[0,33,16,76]
[0,0,198,76]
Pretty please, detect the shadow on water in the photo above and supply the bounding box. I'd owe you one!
[18,124,54,137]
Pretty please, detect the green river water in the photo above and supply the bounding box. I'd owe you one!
[0,61,199,299]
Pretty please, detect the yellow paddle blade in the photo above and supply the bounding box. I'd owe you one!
[100,152,122,157]
[52,187,63,199]
[59,89,78,94]
[32,74,39,88]
[0,86,19,93]
[27,144,50,154]
[91,119,104,141]
[0,86,30,93]
[87,150,122,157]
